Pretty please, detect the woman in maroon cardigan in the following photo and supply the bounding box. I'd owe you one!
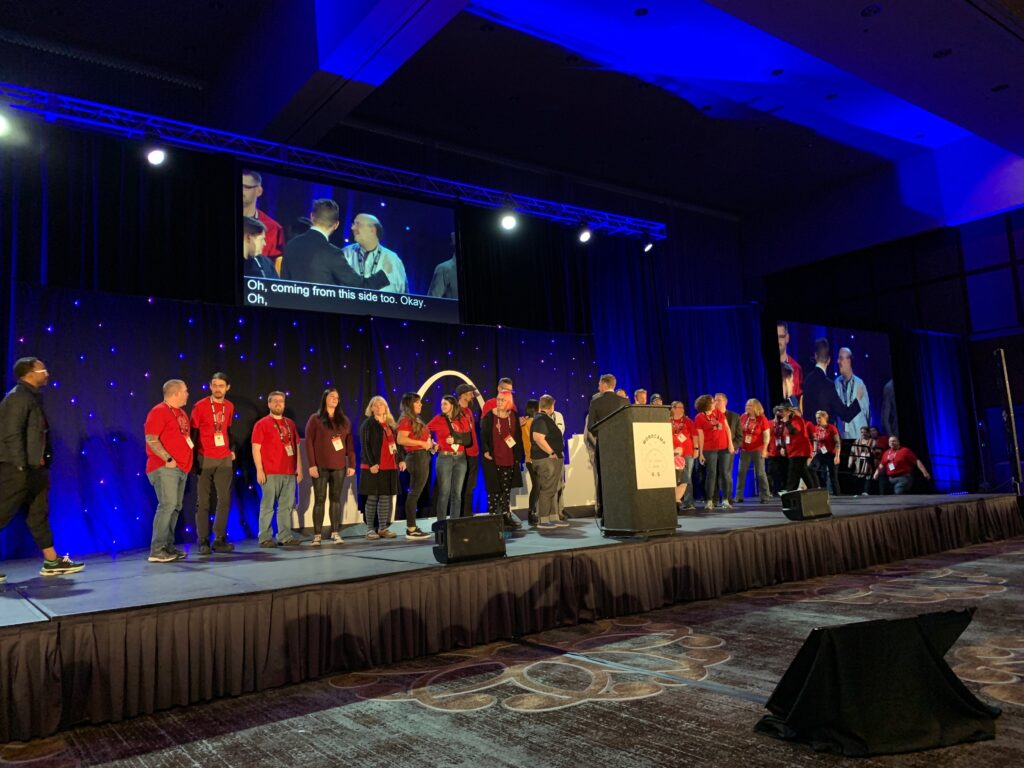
[480,390,525,530]
[305,388,356,545]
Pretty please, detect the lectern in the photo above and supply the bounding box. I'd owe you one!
[590,405,677,536]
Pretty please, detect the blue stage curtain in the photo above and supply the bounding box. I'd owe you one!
[909,331,975,492]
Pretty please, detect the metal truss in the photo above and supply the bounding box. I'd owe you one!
[1,82,667,240]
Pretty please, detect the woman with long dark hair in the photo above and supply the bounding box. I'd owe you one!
[305,388,356,545]
[427,395,471,521]
[397,392,433,539]
[358,396,405,540]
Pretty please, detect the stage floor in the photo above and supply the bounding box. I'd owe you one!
[0,493,1012,629]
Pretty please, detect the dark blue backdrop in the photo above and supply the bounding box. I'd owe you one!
[0,284,597,559]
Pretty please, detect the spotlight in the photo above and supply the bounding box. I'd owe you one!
[0,113,10,138]
[500,212,518,231]
[578,225,592,244]
[644,242,654,253]
[146,147,167,166]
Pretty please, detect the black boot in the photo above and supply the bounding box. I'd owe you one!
[503,513,522,530]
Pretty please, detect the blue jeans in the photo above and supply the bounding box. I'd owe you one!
[681,456,695,506]
[882,473,913,495]
[703,450,733,502]
[434,452,467,520]
[735,451,771,501]
[258,474,297,543]
[148,466,187,555]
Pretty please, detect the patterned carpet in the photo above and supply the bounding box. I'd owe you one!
[4,537,1024,767]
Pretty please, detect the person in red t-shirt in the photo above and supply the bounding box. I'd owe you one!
[733,399,772,504]
[144,379,195,563]
[190,372,236,555]
[873,436,930,495]
[428,395,473,521]
[481,390,525,530]
[781,405,817,492]
[359,396,405,539]
[396,392,434,539]
[766,405,787,496]
[670,401,697,510]
[481,377,518,418]
[809,410,842,495]
[305,388,357,545]
[695,394,735,510]
[455,383,482,516]
[242,170,284,272]
[778,322,804,397]
[252,391,303,547]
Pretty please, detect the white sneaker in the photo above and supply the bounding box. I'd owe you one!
[331,531,343,544]
[311,534,322,546]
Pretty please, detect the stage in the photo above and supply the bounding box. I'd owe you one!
[1,493,1021,742]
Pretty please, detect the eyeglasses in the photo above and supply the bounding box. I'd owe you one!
[33,368,48,374]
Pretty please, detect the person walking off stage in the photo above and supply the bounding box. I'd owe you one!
[190,372,236,555]
[0,357,85,580]
[144,379,194,563]
[252,391,303,547]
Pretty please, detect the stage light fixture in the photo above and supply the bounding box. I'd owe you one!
[578,225,592,244]
[500,212,518,231]
[644,242,654,253]
[146,147,167,166]
[0,113,10,138]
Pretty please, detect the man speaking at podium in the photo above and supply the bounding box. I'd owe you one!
[585,373,630,517]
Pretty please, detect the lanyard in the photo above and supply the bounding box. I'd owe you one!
[272,418,292,444]
[358,246,381,277]
[166,404,189,435]
[210,397,226,433]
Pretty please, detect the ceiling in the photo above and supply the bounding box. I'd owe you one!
[1,0,1022,216]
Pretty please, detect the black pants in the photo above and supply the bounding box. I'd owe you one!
[0,464,53,550]
[487,465,515,516]
[785,456,818,492]
[196,456,233,541]
[311,467,345,533]
[461,455,479,517]
[766,456,787,496]
[810,453,841,495]
[704,449,732,503]
[403,450,431,527]
[526,462,540,514]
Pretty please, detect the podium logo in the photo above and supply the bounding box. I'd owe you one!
[633,424,675,490]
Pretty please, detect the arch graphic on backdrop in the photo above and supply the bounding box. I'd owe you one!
[417,369,486,409]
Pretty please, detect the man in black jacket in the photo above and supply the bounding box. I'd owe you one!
[0,357,85,581]
[585,373,630,516]
[279,198,392,289]
[802,338,863,425]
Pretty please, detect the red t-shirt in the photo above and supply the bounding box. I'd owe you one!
[739,414,770,452]
[783,353,804,396]
[810,423,840,455]
[190,397,234,460]
[428,413,474,454]
[252,415,299,475]
[396,416,429,452]
[465,411,479,457]
[784,416,812,458]
[882,447,919,476]
[145,403,194,473]
[695,410,728,451]
[671,417,695,453]
[256,208,284,259]
[378,423,398,470]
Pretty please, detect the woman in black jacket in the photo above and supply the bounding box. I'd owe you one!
[480,390,524,531]
[358,396,405,540]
